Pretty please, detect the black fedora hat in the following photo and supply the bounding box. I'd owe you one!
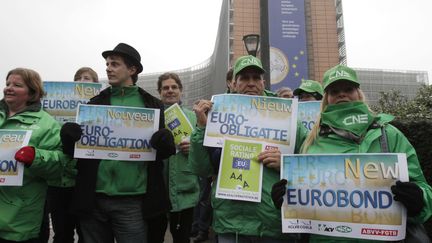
[102,43,143,74]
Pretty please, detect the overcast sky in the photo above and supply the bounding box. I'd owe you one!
[1,0,431,99]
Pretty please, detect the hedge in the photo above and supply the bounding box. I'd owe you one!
[391,119,432,238]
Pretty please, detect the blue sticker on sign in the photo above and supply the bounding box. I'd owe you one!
[232,157,251,170]
[168,118,181,130]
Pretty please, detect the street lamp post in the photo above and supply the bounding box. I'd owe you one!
[242,34,260,57]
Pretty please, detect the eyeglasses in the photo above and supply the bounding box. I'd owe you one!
[161,85,180,91]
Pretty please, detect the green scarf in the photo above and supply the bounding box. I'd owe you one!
[321,101,375,137]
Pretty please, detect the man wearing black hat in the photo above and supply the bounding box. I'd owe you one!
[60,43,175,243]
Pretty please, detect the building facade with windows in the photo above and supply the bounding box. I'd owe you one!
[354,68,428,105]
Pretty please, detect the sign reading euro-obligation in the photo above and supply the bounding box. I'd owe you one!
[0,130,32,186]
[215,138,263,202]
[164,103,193,145]
[204,94,298,154]
[74,104,160,161]
[298,101,321,131]
[281,153,408,241]
[42,81,102,123]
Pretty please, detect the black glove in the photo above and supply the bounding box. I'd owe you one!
[60,122,83,156]
[391,181,424,217]
[271,179,287,209]
[150,128,176,159]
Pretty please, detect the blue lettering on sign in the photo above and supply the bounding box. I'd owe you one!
[168,118,181,130]
[232,157,250,170]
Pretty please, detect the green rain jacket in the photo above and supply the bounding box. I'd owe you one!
[0,101,69,241]
[188,92,308,240]
[304,114,432,243]
[164,107,200,212]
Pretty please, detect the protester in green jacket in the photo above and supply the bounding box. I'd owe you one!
[190,55,308,243]
[44,67,99,243]
[0,68,69,242]
[272,65,432,243]
[59,43,176,243]
[293,79,323,101]
[155,72,200,243]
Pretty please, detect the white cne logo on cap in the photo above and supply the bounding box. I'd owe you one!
[240,57,260,67]
[330,70,351,81]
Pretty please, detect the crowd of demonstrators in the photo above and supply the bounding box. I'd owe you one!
[1,45,431,243]
[41,67,100,243]
[153,72,200,243]
[293,79,323,101]
[0,68,72,243]
[276,86,294,98]
[272,65,432,243]
[189,55,308,243]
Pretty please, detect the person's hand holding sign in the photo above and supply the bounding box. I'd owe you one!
[193,99,213,128]
[257,148,281,171]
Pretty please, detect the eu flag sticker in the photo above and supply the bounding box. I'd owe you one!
[232,158,251,170]
[168,118,181,130]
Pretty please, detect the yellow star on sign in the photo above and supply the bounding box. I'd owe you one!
[295,72,299,77]
[292,64,297,68]
[297,176,304,183]
[309,174,316,180]
[294,56,298,60]
[320,182,326,187]
[300,50,304,55]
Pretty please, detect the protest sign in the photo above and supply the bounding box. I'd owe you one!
[0,130,32,186]
[281,153,408,241]
[215,138,263,202]
[164,103,193,145]
[42,81,101,123]
[204,94,298,153]
[298,101,321,131]
[74,104,160,161]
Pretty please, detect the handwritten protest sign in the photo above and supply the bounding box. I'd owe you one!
[0,130,32,186]
[204,94,298,153]
[298,101,321,131]
[74,104,160,161]
[164,103,193,145]
[42,81,101,123]
[215,138,263,202]
[281,153,408,241]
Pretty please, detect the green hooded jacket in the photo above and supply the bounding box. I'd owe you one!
[188,92,308,239]
[0,101,70,241]
[304,113,432,243]
[164,107,200,212]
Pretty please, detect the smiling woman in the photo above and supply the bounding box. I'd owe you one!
[0,68,71,242]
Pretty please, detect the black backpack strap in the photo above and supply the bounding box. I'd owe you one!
[379,125,389,153]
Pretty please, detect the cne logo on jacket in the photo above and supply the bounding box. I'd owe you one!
[343,114,368,126]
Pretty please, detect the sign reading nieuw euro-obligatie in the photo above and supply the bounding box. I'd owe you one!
[268,0,308,91]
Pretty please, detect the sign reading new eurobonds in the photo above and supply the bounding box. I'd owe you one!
[268,0,308,91]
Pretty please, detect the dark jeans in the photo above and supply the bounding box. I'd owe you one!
[47,186,82,243]
[192,177,213,235]
[80,195,147,243]
[170,207,195,243]
[147,214,167,243]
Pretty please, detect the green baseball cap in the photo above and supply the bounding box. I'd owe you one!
[293,80,323,97]
[322,65,359,90]
[233,55,266,78]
